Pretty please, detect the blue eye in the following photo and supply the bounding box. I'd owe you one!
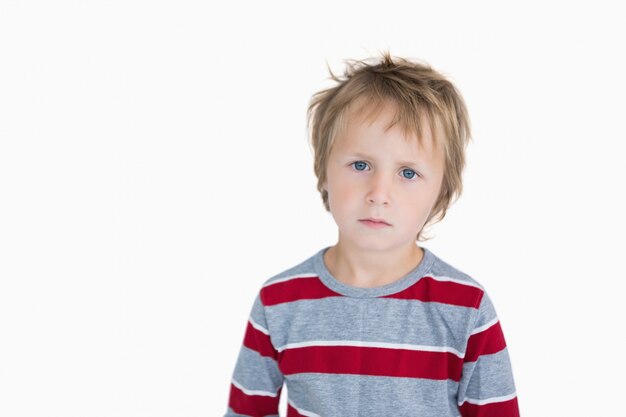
[402,168,418,179]
[353,161,368,171]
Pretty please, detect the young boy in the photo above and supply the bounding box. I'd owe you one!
[223,52,520,417]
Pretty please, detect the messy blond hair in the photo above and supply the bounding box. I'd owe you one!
[307,51,472,241]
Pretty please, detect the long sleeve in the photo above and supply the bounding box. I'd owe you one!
[224,291,284,417]
[457,289,520,417]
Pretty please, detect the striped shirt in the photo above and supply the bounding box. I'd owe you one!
[224,245,519,417]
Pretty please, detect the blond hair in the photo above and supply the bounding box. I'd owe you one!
[306,51,472,241]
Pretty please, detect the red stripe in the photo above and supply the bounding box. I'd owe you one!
[383,276,484,308]
[464,321,506,363]
[459,396,520,417]
[278,345,464,381]
[287,403,307,417]
[243,321,278,360]
[228,382,281,417]
[261,277,343,306]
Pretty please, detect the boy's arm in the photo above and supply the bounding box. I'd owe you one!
[223,291,284,417]
[457,289,520,417]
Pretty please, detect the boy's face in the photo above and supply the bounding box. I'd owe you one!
[323,103,445,253]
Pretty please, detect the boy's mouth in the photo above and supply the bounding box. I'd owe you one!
[359,217,391,226]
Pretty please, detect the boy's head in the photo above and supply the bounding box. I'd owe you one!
[307,52,471,242]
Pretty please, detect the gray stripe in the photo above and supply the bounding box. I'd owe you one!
[231,345,283,393]
[261,245,485,299]
[426,249,485,290]
[248,293,269,332]
[286,373,462,417]
[458,347,517,401]
[266,296,474,355]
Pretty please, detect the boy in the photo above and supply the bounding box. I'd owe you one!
[223,52,519,417]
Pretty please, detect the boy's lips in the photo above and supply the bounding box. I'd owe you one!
[359,217,391,226]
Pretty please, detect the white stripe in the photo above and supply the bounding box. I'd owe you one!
[288,399,322,417]
[427,274,484,290]
[470,317,499,335]
[459,391,517,406]
[231,378,279,397]
[262,272,318,288]
[276,339,465,358]
[248,317,269,335]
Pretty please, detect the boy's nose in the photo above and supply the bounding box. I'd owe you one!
[366,174,392,206]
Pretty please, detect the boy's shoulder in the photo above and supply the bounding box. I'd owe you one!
[425,247,486,292]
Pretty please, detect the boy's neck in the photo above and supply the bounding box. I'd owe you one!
[323,243,424,289]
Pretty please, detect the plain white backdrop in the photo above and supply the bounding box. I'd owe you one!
[1,1,625,416]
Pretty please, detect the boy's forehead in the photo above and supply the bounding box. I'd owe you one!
[339,100,443,154]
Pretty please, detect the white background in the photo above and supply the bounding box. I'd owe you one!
[1,1,625,416]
